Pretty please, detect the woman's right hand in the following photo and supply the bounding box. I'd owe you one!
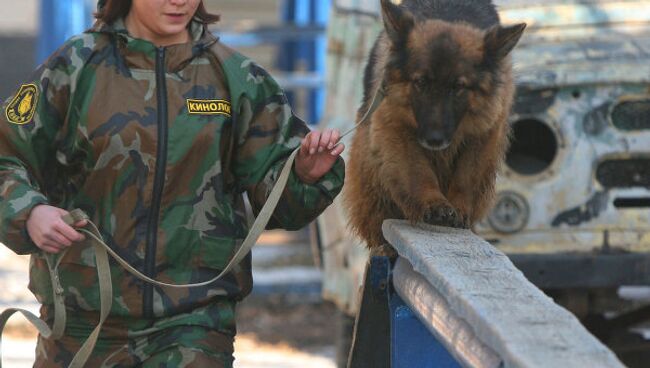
[26,204,87,254]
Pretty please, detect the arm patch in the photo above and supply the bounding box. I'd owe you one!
[5,83,39,125]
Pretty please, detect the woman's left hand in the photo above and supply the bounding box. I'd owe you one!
[295,128,345,184]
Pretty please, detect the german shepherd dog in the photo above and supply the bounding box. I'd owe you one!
[344,0,526,250]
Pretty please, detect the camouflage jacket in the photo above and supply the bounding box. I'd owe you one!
[0,19,344,321]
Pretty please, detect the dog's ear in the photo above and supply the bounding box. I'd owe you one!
[484,23,526,62]
[380,0,415,44]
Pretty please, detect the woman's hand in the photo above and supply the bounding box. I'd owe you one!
[294,128,345,184]
[26,204,87,254]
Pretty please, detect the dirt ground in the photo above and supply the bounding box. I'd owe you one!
[237,297,338,349]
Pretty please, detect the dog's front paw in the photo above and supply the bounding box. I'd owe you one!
[424,204,467,228]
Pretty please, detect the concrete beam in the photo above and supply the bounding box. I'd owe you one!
[383,220,625,368]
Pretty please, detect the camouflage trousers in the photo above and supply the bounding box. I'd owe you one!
[33,303,236,367]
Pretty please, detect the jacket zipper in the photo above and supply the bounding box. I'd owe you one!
[143,47,168,318]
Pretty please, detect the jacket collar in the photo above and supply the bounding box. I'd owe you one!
[88,18,218,72]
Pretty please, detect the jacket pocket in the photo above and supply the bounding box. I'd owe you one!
[188,234,239,271]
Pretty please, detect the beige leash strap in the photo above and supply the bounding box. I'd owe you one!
[46,254,68,339]
[340,83,386,139]
[0,309,52,368]
[66,213,113,368]
[0,250,72,368]
[0,82,386,367]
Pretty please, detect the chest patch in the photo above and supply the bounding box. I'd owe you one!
[187,99,231,117]
[5,83,39,125]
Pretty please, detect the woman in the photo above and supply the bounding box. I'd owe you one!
[0,0,345,366]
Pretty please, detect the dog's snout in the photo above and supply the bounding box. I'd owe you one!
[425,131,446,146]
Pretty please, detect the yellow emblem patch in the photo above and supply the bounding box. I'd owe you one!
[5,83,39,125]
[187,99,231,117]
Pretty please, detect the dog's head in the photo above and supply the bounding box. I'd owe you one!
[380,0,525,151]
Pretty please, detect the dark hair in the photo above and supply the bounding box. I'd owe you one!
[95,0,220,25]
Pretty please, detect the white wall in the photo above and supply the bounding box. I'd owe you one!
[0,0,38,35]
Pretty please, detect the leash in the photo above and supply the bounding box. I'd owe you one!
[0,82,386,368]
[340,82,386,139]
